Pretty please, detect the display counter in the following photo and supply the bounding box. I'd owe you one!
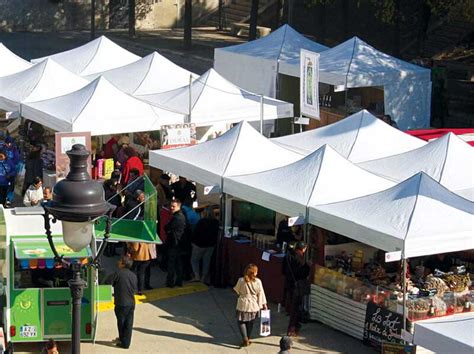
[220,237,285,303]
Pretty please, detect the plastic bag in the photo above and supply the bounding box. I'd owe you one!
[260,309,271,337]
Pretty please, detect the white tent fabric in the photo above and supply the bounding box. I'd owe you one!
[31,36,140,77]
[0,58,88,112]
[413,313,474,354]
[20,76,184,136]
[138,69,294,126]
[272,110,426,162]
[309,172,474,258]
[84,51,197,95]
[214,25,329,97]
[0,43,32,77]
[149,121,302,187]
[224,145,395,218]
[359,133,474,200]
[280,37,432,130]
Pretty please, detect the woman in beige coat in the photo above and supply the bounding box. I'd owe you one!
[234,263,267,347]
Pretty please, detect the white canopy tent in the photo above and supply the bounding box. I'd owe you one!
[31,36,140,77]
[0,58,88,112]
[309,172,474,259]
[280,37,431,130]
[85,51,197,95]
[413,313,474,354]
[138,69,294,127]
[272,110,426,162]
[214,24,329,97]
[224,144,395,218]
[149,121,302,187]
[359,133,474,200]
[20,76,184,136]
[0,43,32,77]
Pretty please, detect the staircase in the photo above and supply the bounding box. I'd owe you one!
[198,0,273,36]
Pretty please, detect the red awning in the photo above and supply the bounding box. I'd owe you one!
[406,129,474,146]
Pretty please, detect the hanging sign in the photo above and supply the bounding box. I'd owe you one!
[161,123,197,149]
[55,132,92,180]
[385,251,402,263]
[300,49,320,119]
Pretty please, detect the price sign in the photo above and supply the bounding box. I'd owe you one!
[363,302,403,349]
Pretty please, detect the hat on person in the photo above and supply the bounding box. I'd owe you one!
[279,336,293,350]
[160,174,171,181]
[118,136,130,145]
[295,241,307,250]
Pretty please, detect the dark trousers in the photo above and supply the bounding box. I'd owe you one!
[132,260,150,293]
[237,320,255,340]
[286,288,303,332]
[166,247,183,286]
[114,305,135,349]
[0,185,8,206]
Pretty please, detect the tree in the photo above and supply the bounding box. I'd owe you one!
[129,0,136,37]
[184,0,192,49]
[249,0,259,40]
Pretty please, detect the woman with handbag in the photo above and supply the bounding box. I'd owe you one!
[283,241,311,337]
[233,263,267,347]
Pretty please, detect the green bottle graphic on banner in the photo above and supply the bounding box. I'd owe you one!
[306,58,313,105]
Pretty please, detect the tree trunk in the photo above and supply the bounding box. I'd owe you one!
[287,0,294,26]
[394,0,401,56]
[342,0,349,39]
[128,0,135,37]
[184,0,192,49]
[249,0,259,41]
[90,0,95,40]
[274,0,282,30]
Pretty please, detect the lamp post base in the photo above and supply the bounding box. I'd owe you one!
[68,263,87,354]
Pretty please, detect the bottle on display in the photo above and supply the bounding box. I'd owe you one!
[428,299,435,317]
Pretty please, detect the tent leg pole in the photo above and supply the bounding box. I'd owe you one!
[260,94,264,134]
[402,257,407,335]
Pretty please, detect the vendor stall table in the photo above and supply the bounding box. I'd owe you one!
[220,237,285,303]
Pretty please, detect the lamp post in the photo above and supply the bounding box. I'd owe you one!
[42,144,114,354]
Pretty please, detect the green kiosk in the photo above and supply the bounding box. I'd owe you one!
[0,176,159,350]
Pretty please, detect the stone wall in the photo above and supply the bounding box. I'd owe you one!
[0,0,109,31]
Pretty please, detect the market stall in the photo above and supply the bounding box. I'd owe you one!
[0,43,32,77]
[138,68,294,127]
[0,58,88,113]
[85,51,197,95]
[31,36,140,77]
[359,132,474,201]
[280,36,432,130]
[272,109,426,162]
[20,76,184,135]
[307,172,473,348]
[214,24,329,98]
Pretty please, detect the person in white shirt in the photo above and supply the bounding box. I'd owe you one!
[23,176,43,207]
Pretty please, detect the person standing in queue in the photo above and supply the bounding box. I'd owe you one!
[283,241,311,337]
[106,256,137,349]
[233,264,267,348]
[165,199,186,287]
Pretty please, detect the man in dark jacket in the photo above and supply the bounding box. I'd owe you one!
[106,256,137,349]
[283,241,310,337]
[165,199,186,287]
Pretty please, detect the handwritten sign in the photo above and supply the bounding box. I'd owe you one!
[363,302,403,349]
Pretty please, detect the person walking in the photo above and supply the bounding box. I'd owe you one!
[191,206,219,283]
[23,176,43,207]
[106,256,137,349]
[233,263,267,347]
[283,241,311,337]
[23,145,43,194]
[165,199,186,288]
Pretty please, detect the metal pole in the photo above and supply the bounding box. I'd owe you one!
[187,74,192,123]
[90,0,95,40]
[402,257,407,332]
[69,263,86,354]
[218,0,223,30]
[260,94,264,134]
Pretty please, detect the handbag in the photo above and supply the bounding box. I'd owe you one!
[259,309,271,336]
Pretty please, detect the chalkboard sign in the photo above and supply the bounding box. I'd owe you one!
[363,301,404,349]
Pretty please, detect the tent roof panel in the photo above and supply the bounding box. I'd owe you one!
[31,36,140,76]
[0,43,32,77]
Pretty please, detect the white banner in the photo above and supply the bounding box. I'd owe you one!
[300,49,320,119]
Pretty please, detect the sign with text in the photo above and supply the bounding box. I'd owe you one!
[363,301,404,349]
[161,123,197,149]
[55,132,92,180]
[300,49,320,119]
